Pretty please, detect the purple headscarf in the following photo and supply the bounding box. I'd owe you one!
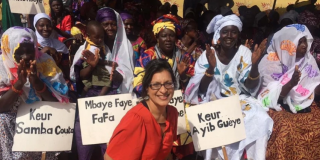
[96,8,117,23]
[120,12,133,21]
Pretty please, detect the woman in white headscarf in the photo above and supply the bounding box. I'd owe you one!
[34,13,69,54]
[34,13,70,79]
[0,27,68,159]
[258,24,320,159]
[185,14,273,160]
[70,7,134,160]
[70,7,134,94]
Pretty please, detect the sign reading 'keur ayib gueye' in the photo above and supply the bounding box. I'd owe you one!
[169,90,187,135]
[77,93,136,145]
[12,102,76,152]
[186,95,246,151]
[9,0,45,14]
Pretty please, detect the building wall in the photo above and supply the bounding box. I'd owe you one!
[161,0,319,17]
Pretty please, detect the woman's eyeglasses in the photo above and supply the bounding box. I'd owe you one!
[149,82,174,90]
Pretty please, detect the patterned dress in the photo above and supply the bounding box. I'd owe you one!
[131,37,147,64]
[267,104,320,160]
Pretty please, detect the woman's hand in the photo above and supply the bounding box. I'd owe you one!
[251,39,267,65]
[28,60,43,90]
[107,60,118,68]
[176,56,191,76]
[41,47,61,63]
[279,65,302,100]
[245,39,253,49]
[15,59,28,90]
[110,62,117,81]
[185,37,200,53]
[290,65,301,87]
[206,44,216,69]
[41,46,57,55]
[82,50,99,68]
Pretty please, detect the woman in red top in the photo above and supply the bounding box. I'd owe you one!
[105,59,178,160]
[49,0,73,42]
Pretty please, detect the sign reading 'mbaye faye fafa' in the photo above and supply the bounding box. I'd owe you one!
[13,102,76,152]
[186,95,246,151]
[77,93,136,145]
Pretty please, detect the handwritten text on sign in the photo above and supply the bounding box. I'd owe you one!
[186,95,246,151]
[9,0,45,14]
[13,102,76,152]
[170,90,187,135]
[78,93,136,145]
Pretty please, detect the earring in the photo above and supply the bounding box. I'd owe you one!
[217,39,221,44]
[235,41,240,49]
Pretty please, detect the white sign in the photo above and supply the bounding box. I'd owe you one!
[186,95,246,151]
[9,0,45,14]
[170,90,187,135]
[77,93,136,145]
[13,102,76,152]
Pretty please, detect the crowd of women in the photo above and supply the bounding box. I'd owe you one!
[1,0,320,159]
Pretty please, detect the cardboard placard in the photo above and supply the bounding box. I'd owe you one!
[186,95,246,151]
[77,93,136,145]
[170,90,187,135]
[12,102,76,152]
[9,0,45,14]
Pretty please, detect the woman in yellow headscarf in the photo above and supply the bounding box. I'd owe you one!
[133,14,196,159]
[133,14,195,96]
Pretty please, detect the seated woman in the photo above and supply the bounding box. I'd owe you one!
[34,13,70,80]
[49,0,73,42]
[184,14,273,160]
[258,24,320,159]
[0,27,68,159]
[105,59,178,160]
[120,12,147,63]
[70,8,134,160]
[134,14,194,97]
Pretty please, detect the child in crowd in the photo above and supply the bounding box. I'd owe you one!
[81,21,111,96]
